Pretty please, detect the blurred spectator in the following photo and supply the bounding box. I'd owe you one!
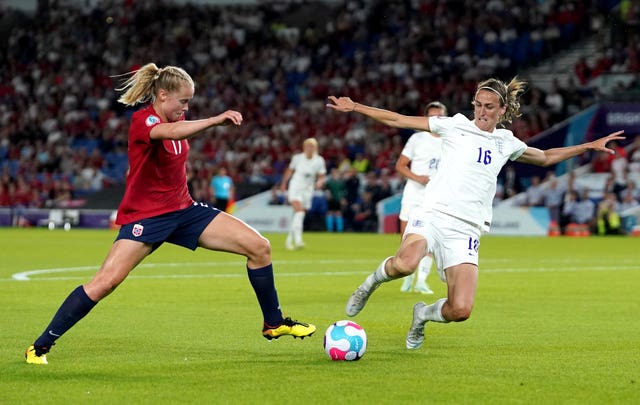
[596,192,622,235]
[526,176,545,206]
[324,168,346,232]
[210,167,234,212]
[563,189,596,228]
[351,190,377,232]
[619,189,640,233]
[591,151,612,173]
[543,177,565,223]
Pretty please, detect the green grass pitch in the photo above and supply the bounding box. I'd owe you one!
[1,228,639,404]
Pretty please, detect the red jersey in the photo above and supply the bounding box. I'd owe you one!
[116,105,193,224]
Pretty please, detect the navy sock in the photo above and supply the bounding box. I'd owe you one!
[34,285,97,351]
[247,264,283,327]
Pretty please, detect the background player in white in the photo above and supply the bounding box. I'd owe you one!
[280,138,326,250]
[327,77,624,350]
[397,101,447,294]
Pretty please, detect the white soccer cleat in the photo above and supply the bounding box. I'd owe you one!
[400,274,414,292]
[414,282,434,295]
[285,236,295,251]
[406,302,428,350]
[345,285,375,317]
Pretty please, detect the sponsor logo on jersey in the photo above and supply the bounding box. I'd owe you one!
[145,115,161,127]
[132,223,144,237]
[411,219,424,228]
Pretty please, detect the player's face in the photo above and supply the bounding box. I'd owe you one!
[303,142,316,157]
[158,84,194,122]
[472,90,506,132]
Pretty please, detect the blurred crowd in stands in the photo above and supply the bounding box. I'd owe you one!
[511,134,640,235]
[1,0,638,233]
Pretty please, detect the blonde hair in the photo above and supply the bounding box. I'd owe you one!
[303,137,318,149]
[475,77,526,124]
[115,63,195,106]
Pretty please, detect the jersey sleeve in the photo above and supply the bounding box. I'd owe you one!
[401,135,416,159]
[508,135,528,161]
[317,157,327,175]
[428,114,463,138]
[130,110,162,144]
[289,154,299,170]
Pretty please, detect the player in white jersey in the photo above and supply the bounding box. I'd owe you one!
[280,138,327,250]
[327,77,624,350]
[397,101,447,295]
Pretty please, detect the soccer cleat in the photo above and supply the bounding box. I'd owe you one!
[25,345,48,365]
[406,302,428,350]
[345,284,376,317]
[414,283,434,295]
[400,275,414,292]
[262,317,316,340]
[285,237,295,251]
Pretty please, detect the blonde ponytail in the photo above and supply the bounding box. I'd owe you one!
[115,63,195,106]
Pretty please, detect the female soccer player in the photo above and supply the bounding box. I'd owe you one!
[327,77,624,350]
[280,138,326,250]
[26,64,315,365]
[397,101,447,295]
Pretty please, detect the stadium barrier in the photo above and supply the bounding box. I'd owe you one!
[0,207,115,229]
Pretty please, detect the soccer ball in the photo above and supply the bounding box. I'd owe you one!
[323,320,367,361]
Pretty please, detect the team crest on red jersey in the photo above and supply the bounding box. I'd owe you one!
[145,115,160,127]
[132,223,144,237]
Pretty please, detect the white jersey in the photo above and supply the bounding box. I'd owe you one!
[422,114,528,232]
[400,131,442,201]
[288,153,326,191]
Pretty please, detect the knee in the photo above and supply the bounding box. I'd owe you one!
[248,235,271,263]
[392,255,420,276]
[447,301,473,322]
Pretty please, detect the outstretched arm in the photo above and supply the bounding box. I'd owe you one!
[516,131,625,167]
[150,110,243,140]
[327,96,430,132]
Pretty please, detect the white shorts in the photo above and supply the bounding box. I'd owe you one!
[288,187,313,210]
[403,209,481,282]
[399,197,420,222]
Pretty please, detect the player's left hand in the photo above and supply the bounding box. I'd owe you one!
[326,96,356,112]
[214,110,243,126]
[590,130,625,154]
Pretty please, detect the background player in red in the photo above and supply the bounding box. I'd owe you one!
[25,63,316,365]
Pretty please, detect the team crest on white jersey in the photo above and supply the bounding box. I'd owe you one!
[412,219,424,228]
[145,115,160,127]
[494,138,504,154]
[132,223,144,237]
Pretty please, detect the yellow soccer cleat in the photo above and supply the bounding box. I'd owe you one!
[262,317,316,340]
[25,345,48,365]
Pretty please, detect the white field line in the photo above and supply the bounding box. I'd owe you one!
[5,258,639,282]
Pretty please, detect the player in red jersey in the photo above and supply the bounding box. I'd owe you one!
[25,63,315,365]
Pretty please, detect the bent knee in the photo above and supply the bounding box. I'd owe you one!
[448,303,473,322]
[248,235,271,262]
[393,256,420,276]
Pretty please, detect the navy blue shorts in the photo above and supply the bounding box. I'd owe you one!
[116,202,221,251]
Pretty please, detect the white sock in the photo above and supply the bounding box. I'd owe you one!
[292,211,305,245]
[420,298,449,323]
[417,256,433,284]
[362,256,393,290]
